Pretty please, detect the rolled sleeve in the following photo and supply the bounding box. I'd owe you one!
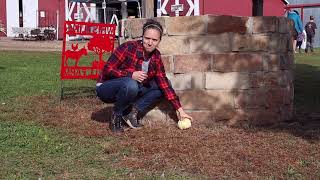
[155,58,182,110]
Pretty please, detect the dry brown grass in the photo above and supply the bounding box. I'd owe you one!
[19,95,320,179]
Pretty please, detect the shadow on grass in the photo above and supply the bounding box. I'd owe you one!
[61,86,96,99]
[91,106,113,123]
[294,63,320,111]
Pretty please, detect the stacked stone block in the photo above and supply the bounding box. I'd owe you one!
[122,15,294,126]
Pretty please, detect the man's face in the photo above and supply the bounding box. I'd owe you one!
[142,28,161,54]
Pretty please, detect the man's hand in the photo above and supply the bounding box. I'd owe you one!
[132,71,148,82]
[177,107,193,121]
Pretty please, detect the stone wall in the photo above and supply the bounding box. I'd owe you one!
[122,15,294,126]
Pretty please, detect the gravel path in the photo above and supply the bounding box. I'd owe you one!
[0,37,119,52]
[0,37,62,51]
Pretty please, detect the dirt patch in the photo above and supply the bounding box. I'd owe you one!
[0,37,62,51]
[17,95,320,178]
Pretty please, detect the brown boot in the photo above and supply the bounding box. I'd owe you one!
[123,107,143,129]
[109,112,124,133]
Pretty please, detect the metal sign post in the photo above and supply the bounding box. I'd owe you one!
[102,0,106,23]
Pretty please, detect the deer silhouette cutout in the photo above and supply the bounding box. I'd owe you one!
[64,43,88,67]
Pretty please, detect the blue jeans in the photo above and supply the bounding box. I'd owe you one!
[96,77,163,116]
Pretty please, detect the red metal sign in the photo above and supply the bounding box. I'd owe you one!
[60,21,116,80]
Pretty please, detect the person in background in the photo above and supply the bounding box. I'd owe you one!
[287,10,303,53]
[296,30,305,53]
[96,19,193,133]
[305,15,317,53]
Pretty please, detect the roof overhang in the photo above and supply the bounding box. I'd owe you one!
[285,3,320,9]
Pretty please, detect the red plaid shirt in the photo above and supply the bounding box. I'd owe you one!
[98,40,181,110]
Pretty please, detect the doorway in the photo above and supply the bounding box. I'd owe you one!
[252,0,263,16]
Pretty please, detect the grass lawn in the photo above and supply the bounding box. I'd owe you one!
[0,49,320,179]
[294,49,320,112]
[0,51,188,179]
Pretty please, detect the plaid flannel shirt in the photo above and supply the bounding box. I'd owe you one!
[98,40,181,110]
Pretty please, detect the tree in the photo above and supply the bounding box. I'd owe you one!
[87,35,114,62]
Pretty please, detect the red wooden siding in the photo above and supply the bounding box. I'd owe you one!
[38,0,65,39]
[0,0,6,36]
[199,0,286,17]
[264,0,286,16]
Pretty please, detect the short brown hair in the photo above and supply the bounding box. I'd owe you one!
[142,19,163,39]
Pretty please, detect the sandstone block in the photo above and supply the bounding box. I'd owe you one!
[230,109,283,126]
[234,89,267,109]
[232,34,269,52]
[158,36,190,55]
[264,72,282,87]
[161,55,173,72]
[269,34,288,53]
[212,53,263,72]
[166,73,192,90]
[280,104,294,121]
[174,54,212,73]
[280,53,294,70]
[190,34,232,53]
[176,90,234,110]
[227,109,250,126]
[278,17,290,33]
[280,70,294,87]
[249,71,265,88]
[263,54,280,72]
[249,109,281,125]
[212,108,236,121]
[125,18,166,38]
[190,72,205,89]
[207,15,249,34]
[265,88,285,109]
[252,16,277,33]
[166,16,207,35]
[205,72,250,90]
[185,110,213,127]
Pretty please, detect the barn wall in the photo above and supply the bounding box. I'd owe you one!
[122,15,294,126]
[200,0,252,16]
[264,0,286,16]
[38,0,64,39]
[0,0,6,36]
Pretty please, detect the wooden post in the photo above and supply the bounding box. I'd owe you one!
[142,0,154,18]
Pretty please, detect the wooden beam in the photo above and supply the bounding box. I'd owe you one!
[142,0,154,18]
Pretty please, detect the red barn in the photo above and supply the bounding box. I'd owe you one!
[0,0,289,38]
[158,0,289,17]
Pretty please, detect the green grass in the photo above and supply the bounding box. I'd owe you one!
[0,51,188,179]
[0,120,127,179]
[294,48,320,111]
[0,51,127,178]
[1,49,320,179]
[0,51,96,101]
